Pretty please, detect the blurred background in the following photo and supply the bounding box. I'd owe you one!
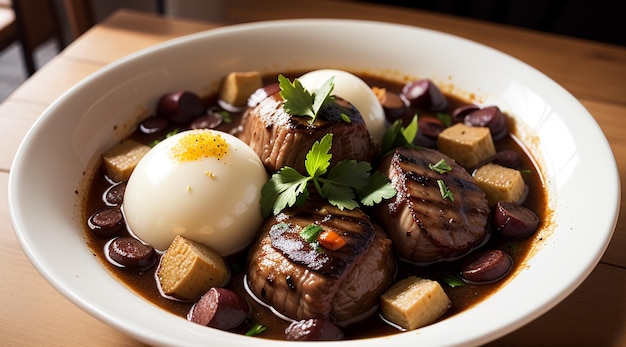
[1,0,624,101]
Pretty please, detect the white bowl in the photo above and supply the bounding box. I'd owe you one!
[8,19,620,346]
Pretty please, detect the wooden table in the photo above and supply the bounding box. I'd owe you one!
[2,1,625,345]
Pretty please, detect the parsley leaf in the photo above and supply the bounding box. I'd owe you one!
[441,274,466,288]
[402,114,419,144]
[245,323,267,336]
[429,159,452,174]
[380,114,419,155]
[322,181,360,210]
[218,110,232,123]
[305,133,333,177]
[326,160,371,189]
[149,128,180,147]
[312,76,335,120]
[260,133,397,216]
[358,171,397,206]
[260,167,310,217]
[436,112,451,127]
[278,74,334,124]
[437,179,454,201]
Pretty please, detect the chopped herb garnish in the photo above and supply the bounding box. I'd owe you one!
[340,113,351,123]
[441,274,466,287]
[148,128,180,147]
[437,179,454,201]
[519,169,532,174]
[218,110,232,123]
[260,133,396,217]
[507,241,520,254]
[278,74,335,124]
[429,159,452,174]
[436,112,452,127]
[300,224,323,243]
[245,323,267,336]
[380,114,419,155]
[357,171,398,206]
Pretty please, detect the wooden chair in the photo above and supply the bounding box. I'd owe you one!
[63,0,94,40]
[0,1,17,53]
[0,0,66,76]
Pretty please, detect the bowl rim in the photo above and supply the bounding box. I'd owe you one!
[8,18,621,346]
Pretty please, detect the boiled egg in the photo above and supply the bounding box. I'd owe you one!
[122,129,267,256]
[298,69,386,143]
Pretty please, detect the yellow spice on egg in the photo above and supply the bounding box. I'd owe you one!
[170,131,229,162]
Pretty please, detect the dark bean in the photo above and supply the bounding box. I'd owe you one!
[493,150,522,168]
[285,319,344,341]
[460,249,513,284]
[418,116,445,140]
[139,115,169,134]
[190,111,223,129]
[380,90,411,122]
[401,79,448,111]
[414,132,438,148]
[188,287,250,330]
[451,104,479,123]
[492,201,540,239]
[247,83,280,108]
[88,207,124,238]
[106,237,157,271]
[103,182,126,206]
[464,106,508,141]
[157,90,205,124]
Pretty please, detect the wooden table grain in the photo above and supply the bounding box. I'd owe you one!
[1,1,625,346]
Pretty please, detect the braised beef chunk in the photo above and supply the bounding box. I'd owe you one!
[246,199,394,324]
[238,92,378,174]
[375,147,490,264]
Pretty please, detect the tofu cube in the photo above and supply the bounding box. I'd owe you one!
[101,139,151,182]
[437,123,495,168]
[157,235,230,301]
[473,162,526,206]
[219,71,263,107]
[380,276,450,331]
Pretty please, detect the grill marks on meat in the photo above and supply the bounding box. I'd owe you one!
[238,92,378,174]
[268,204,374,278]
[246,200,394,324]
[375,147,490,264]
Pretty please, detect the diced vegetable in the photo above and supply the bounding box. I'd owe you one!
[219,71,263,107]
[157,235,229,301]
[380,276,450,331]
[318,230,346,251]
[437,123,495,168]
[101,139,151,182]
[473,162,525,206]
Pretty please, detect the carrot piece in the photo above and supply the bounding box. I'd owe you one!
[318,230,346,251]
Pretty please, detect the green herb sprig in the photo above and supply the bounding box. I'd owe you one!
[437,179,454,201]
[245,323,267,336]
[441,274,465,288]
[429,159,452,174]
[260,133,396,217]
[278,74,334,124]
[148,128,180,147]
[380,114,419,155]
[429,158,454,201]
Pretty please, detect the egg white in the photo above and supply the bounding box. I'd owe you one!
[298,69,386,143]
[122,129,267,256]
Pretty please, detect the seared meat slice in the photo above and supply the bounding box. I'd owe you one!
[237,92,378,173]
[375,147,490,264]
[246,199,394,325]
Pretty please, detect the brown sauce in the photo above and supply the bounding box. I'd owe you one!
[83,71,548,340]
